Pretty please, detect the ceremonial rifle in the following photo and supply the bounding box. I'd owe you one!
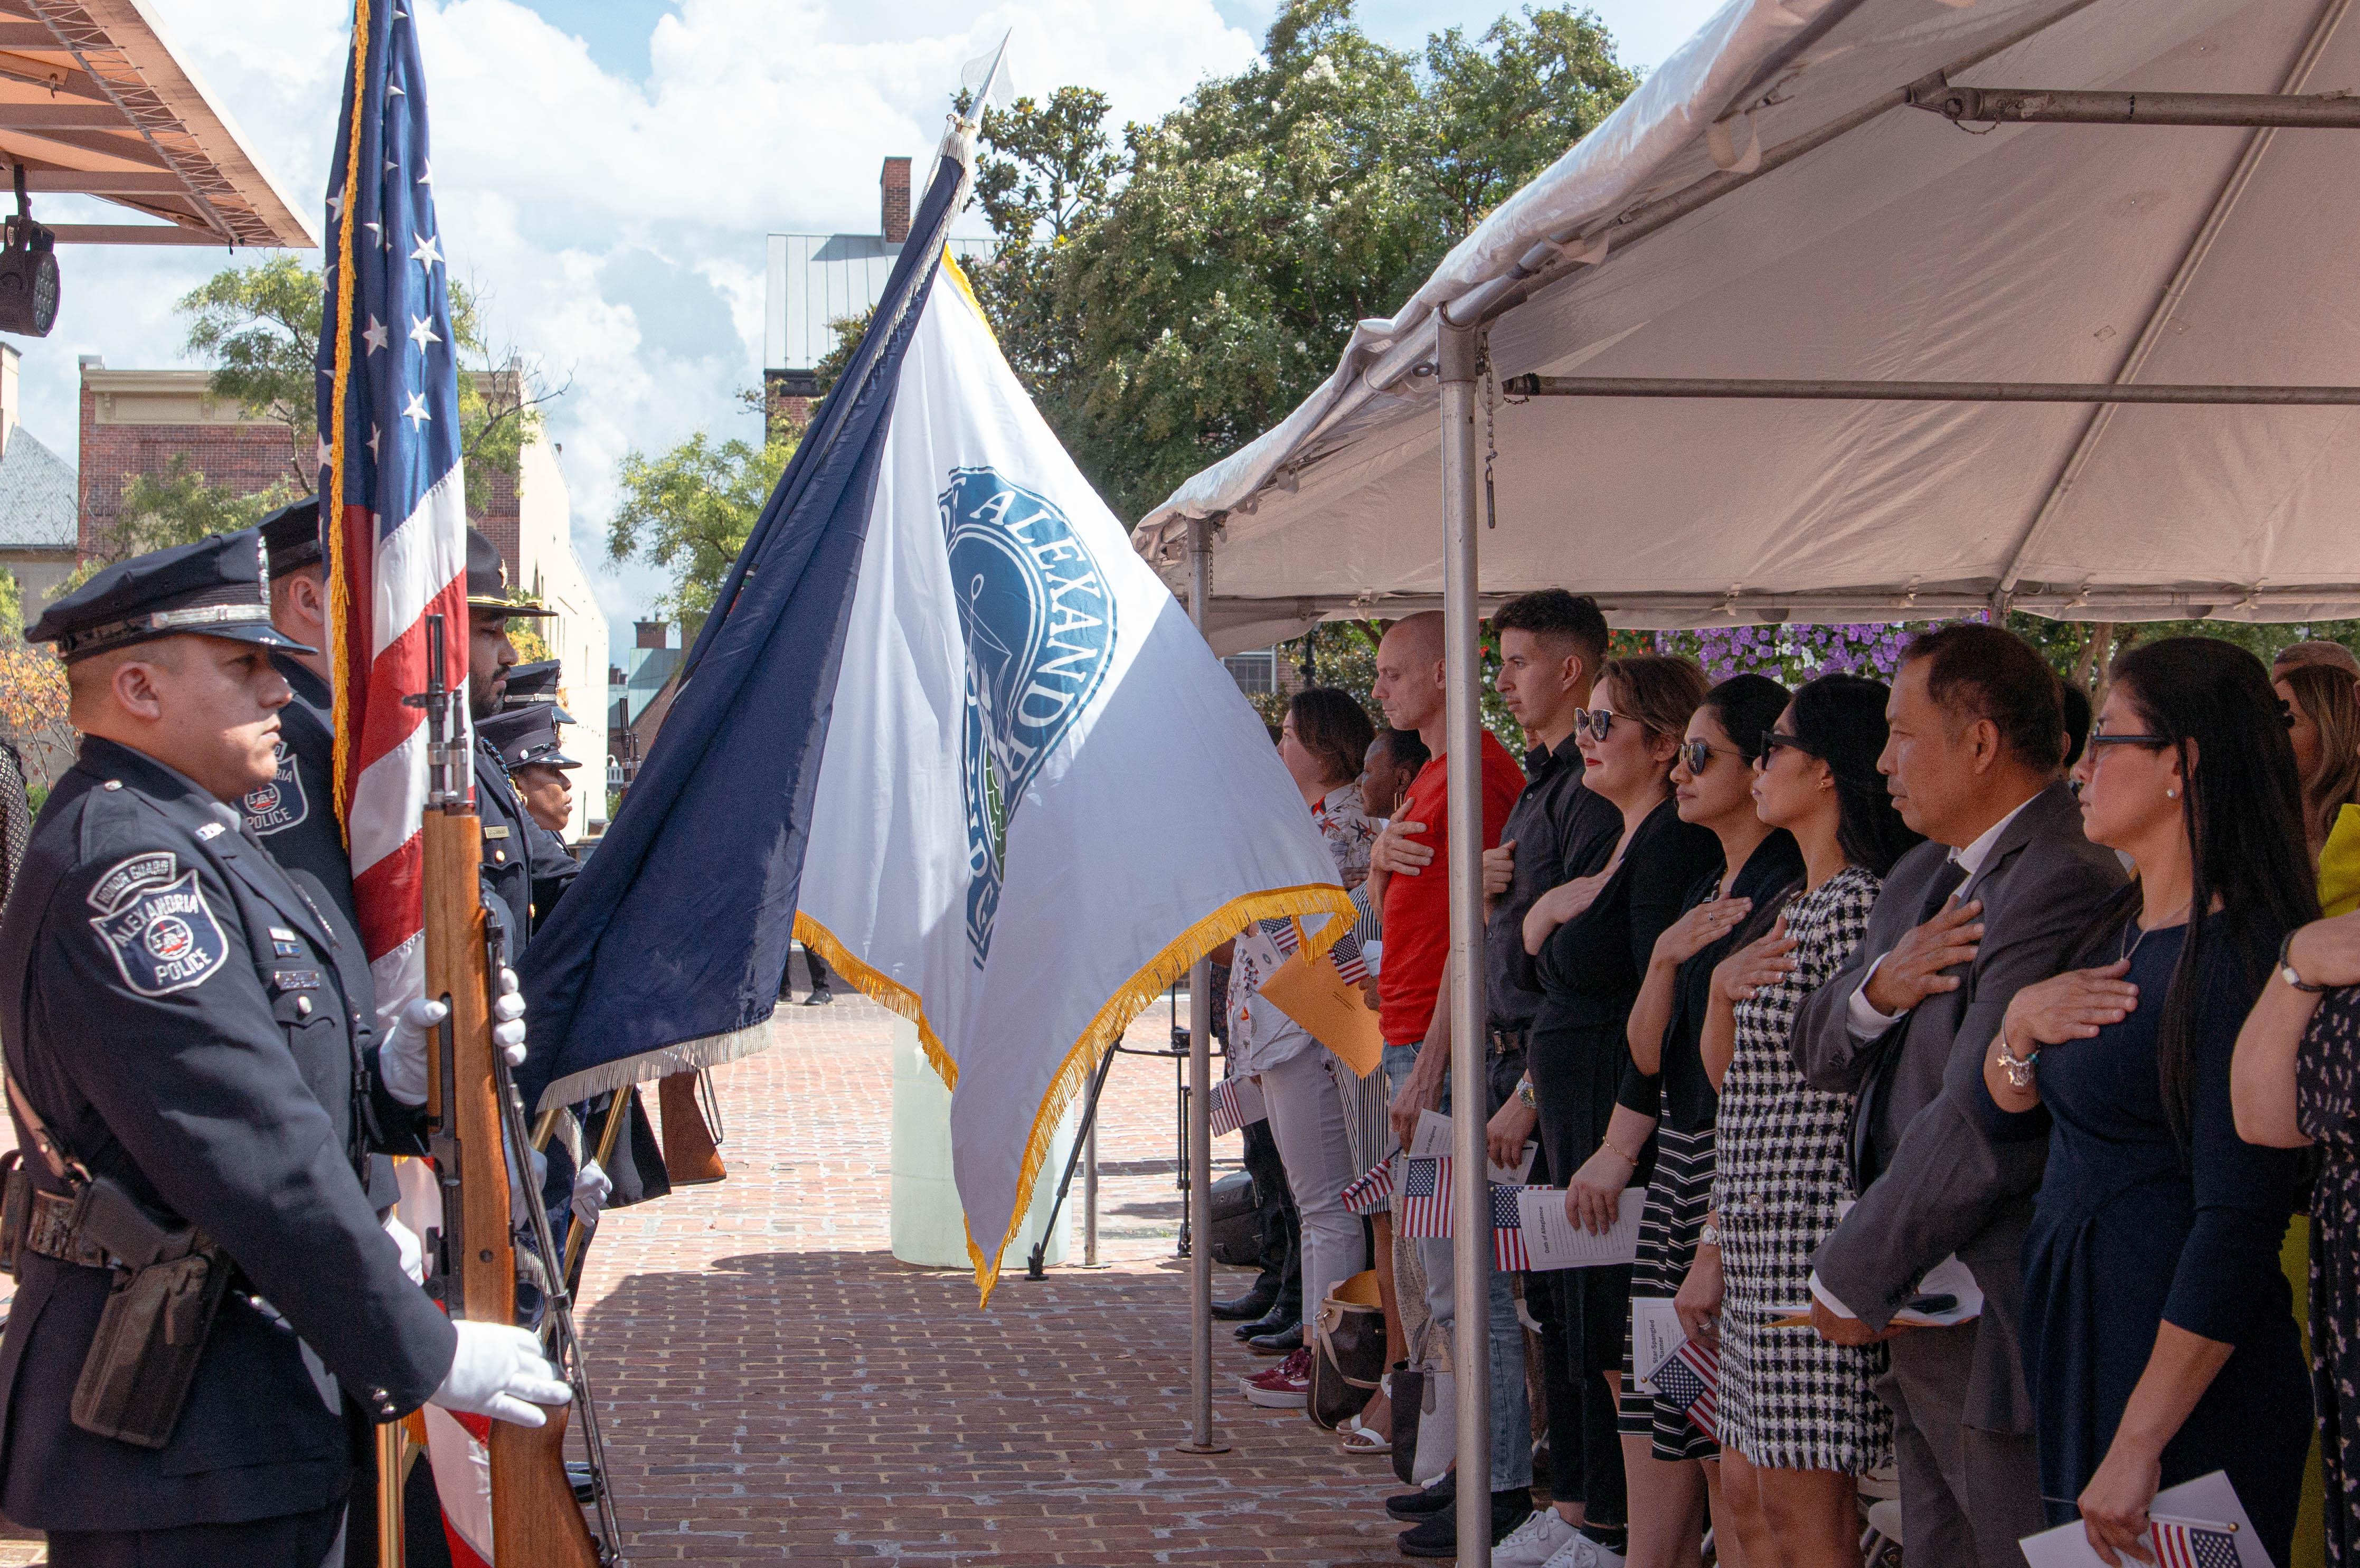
[411,615,625,1566]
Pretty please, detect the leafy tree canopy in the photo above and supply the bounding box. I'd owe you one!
[606,426,798,627]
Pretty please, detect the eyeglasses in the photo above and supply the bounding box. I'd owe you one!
[2086,731,2172,750]
[1573,708,1617,741]
[1678,739,1743,774]
[1758,730,1817,763]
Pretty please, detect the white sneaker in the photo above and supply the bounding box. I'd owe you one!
[1541,1534,1626,1568]
[1493,1508,1579,1566]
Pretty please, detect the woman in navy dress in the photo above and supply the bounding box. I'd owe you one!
[1984,637,2315,1566]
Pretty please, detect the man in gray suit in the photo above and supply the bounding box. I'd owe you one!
[1793,623,2123,1568]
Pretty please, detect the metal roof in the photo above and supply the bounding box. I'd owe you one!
[764,232,993,373]
[0,0,313,248]
[0,427,74,546]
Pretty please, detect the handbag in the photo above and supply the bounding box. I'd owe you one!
[1308,1269,1385,1430]
[1209,1170,1266,1268]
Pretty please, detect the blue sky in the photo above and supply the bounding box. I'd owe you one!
[20,0,1725,666]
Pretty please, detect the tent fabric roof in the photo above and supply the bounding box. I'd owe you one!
[0,0,312,248]
[1134,0,2360,653]
[0,428,75,547]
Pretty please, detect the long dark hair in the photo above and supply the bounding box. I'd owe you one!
[1288,687,1376,786]
[2076,638,2318,1144]
[1790,673,1922,878]
[1702,673,1790,763]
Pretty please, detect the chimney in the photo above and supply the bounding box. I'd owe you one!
[880,156,912,245]
[635,620,668,650]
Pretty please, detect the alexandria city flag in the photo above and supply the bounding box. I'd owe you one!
[521,144,1352,1299]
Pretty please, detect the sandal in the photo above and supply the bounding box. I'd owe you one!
[1338,1414,1392,1456]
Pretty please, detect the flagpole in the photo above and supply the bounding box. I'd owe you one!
[1438,318,1491,1567]
[1179,514,1229,1456]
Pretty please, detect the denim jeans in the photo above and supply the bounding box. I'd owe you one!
[1384,1040,1533,1492]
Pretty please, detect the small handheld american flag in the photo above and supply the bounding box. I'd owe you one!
[2148,1517,2241,1568]
[1651,1336,1720,1440]
[1396,1156,1451,1239]
[1491,1183,1530,1271]
[1209,1076,1261,1137]
[1340,1157,1394,1216]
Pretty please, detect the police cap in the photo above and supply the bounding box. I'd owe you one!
[477,703,578,771]
[29,530,317,663]
[259,495,323,579]
[499,659,577,723]
[467,526,554,618]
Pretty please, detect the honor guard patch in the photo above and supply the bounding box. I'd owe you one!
[86,860,229,997]
[242,741,308,836]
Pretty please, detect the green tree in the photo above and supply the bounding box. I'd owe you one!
[959,0,1636,520]
[607,425,798,625]
[74,454,299,583]
[177,258,555,507]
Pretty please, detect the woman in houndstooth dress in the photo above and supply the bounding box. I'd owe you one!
[1696,674,1922,1567]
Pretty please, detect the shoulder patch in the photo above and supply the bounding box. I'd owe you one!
[87,852,180,913]
[241,742,308,836]
[86,866,230,997]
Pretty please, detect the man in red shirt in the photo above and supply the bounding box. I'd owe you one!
[1364,611,1532,1556]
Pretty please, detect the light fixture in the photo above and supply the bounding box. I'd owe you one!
[0,165,60,338]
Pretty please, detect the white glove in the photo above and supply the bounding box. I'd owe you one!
[379,996,449,1107]
[571,1159,612,1226]
[430,1321,571,1427]
[384,1212,424,1284]
[493,967,527,1061]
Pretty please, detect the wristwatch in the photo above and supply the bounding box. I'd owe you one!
[2280,929,2334,994]
[1516,1077,1537,1109]
[1698,1218,1722,1249]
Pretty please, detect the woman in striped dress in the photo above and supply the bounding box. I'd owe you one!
[1697,675,1921,1568]
[1609,675,1800,1568]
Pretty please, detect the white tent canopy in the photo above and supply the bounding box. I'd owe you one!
[1132,0,2360,654]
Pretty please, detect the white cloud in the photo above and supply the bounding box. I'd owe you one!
[16,0,1259,662]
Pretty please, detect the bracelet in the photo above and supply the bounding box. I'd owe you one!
[2280,929,2334,994]
[1601,1135,1643,1167]
[1517,1078,1537,1110]
[1994,1026,2039,1090]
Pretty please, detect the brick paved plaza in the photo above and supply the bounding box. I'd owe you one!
[0,987,1427,1565]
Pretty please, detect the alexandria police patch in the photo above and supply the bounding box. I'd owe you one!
[242,741,307,836]
[938,467,1117,967]
[86,859,229,997]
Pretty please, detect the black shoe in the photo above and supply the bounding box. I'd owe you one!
[1212,1283,1280,1322]
[1234,1308,1294,1341]
[1394,1488,1531,1559]
[803,987,834,1006]
[1246,1324,1302,1356]
[1385,1472,1455,1522]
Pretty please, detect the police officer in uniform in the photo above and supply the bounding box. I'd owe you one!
[477,700,580,838]
[244,498,355,934]
[0,531,568,1566]
[462,529,577,946]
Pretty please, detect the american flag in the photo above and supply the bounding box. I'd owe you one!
[1255,915,1303,958]
[1208,1076,1257,1137]
[316,0,470,1015]
[1491,1183,1532,1271]
[1327,923,1370,986]
[1652,1336,1720,1440]
[1339,1157,1393,1216]
[1395,1157,1451,1239]
[2149,1519,2241,1568]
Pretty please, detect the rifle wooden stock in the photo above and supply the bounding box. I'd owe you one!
[422,804,598,1567]
[657,1071,726,1185]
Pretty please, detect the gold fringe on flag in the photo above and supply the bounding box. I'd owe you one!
[324,0,371,848]
[792,911,957,1089]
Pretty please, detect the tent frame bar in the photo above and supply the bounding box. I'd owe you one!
[1502,374,2360,405]
[1913,83,2360,127]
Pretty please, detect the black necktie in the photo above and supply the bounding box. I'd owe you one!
[1852,855,1970,1192]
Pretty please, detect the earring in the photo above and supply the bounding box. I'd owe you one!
[2166,787,2178,799]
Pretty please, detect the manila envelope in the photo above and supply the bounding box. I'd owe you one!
[1258,945,1386,1079]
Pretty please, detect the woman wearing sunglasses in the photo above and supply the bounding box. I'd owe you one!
[1703,674,1920,1568]
[1516,654,1720,1561]
[1986,638,2311,1568]
[1580,673,1802,1568]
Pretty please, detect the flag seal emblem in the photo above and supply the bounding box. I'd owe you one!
[87,867,229,996]
[939,466,1117,965]
[242,742,308,836]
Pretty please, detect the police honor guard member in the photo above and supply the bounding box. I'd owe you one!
[0,531,568,1566]
[244,498,356,934]
[477,698,581,839]
[462,528,577,947]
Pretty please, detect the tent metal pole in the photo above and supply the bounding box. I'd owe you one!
[1502,374,2360,404]
[1180,514,1230,1457]
[1439,319,1493,1567]
[1915,84,2360,128]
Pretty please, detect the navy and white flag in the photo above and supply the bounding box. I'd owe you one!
[520,144,1349,1300]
